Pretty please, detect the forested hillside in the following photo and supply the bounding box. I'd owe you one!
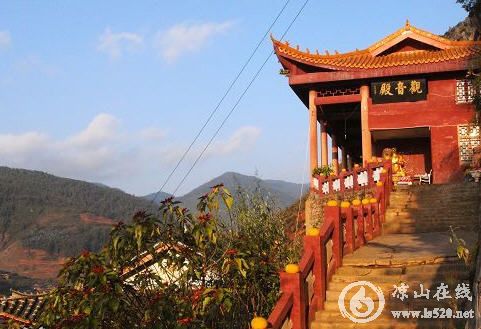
[0,167,156,281]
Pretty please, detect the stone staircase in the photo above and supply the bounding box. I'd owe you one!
[384,183,480,234]
[311,183,480,329]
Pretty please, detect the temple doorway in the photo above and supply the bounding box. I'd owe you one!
[372,127,432,177]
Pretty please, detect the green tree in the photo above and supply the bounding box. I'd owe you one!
[33,184,300,329]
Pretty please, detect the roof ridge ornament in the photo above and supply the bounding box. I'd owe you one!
[405,19,411,30]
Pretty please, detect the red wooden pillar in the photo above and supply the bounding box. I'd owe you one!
[321,122,328,167]
[332,135,339,175]
[309,90,318,180]
[341,146,348,170]
[361,85,372,166]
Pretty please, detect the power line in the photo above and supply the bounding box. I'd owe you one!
[172,0,310,195]
[149,0,292,204]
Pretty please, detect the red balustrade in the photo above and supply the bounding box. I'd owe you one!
[265,161,392,329]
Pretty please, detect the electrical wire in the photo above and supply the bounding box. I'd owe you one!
[148,0,292,204]
[172,0,310,195]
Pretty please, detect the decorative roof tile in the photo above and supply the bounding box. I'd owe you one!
[0,292,47,326]
[272,21,481,71]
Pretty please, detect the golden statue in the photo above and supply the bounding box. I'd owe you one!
[382,147,406,181]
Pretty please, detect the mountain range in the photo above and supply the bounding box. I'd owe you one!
[0,166,303,294]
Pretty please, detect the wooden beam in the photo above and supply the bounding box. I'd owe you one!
[289,60,471,85]
[315,94,361,105]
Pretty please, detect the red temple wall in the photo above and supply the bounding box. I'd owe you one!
[430,126,464,183]
[368,77,473,184]
[369,78,472,129]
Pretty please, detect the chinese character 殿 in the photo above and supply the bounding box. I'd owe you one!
[380,82,394,96]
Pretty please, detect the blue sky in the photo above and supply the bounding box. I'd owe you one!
[0,1,467,196]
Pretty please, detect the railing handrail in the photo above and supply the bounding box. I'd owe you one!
[263,161,393,329]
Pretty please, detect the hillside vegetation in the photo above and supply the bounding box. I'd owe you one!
[0,167,156,280]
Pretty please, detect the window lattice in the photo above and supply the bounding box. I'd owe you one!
[458,125,481,163]
[456,80,476,104]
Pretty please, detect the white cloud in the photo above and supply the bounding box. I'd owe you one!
[97,28,143,59]
[0,31,11,50]
[139,127,167,141]
[67,113,119,148]
[206,126,261,157]
[154,21,235,62]
[0,115,260,193]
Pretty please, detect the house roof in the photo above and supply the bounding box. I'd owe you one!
[272,20,481,71]
[0,292,47,326]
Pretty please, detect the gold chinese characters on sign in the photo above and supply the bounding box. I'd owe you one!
[372,79,427,104]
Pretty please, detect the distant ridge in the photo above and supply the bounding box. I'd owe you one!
[142,191,173,204]
[144,171,306,212]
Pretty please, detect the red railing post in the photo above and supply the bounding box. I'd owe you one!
[279,270,306,329]
[353,168,359,191]
[371,199,381,237]
[304,235,323,312]
[363,200,373,241]
[367,163,374,187]
[353,201,364,248]
[376,182,386,223]
[325,204,342,269]
[341,203,354,254]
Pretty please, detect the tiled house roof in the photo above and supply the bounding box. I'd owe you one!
[0,291,47,327]
[272,21,481,71]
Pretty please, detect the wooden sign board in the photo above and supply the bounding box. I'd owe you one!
[371,79,427,104]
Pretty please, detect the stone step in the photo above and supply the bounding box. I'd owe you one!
[311,318,466,329]
[322,298,467,312]
[330,273,469,286]
[385,214,478,223]
[383,225,478,235]
[383,226,477,235]
[388,199,479,207]
[383,218,478,224]
[334,263,467,277]
[385,208,478,216]
[325,280,469,302]
[315,305,469,322]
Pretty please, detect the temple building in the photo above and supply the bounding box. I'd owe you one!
[272,21,481,184]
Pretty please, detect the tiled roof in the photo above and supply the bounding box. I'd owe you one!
[0,292,47,327]
[272,21,481,71]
